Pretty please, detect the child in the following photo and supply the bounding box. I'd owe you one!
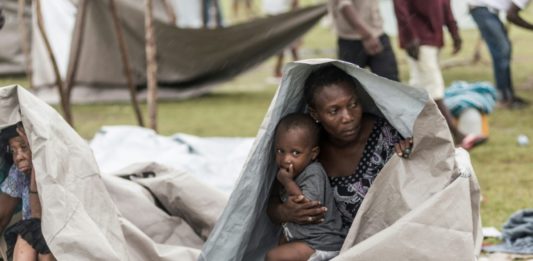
[266,113,346,261]
[0,123,55,261]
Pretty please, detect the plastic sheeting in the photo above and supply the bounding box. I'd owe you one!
[90,126,254,194]
[0,85,226,260]
[33,2,327,103]
[200,59,482,260]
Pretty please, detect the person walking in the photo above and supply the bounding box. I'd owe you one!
[328,0,399,81]
[468,0,531,109]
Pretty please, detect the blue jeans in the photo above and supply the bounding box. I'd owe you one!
[470,6,514,101]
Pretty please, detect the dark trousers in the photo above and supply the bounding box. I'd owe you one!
[338,34,399,82]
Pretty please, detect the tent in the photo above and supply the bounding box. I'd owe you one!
[200,59,482,260]
[0,0,327,104]
[0,85,227,260]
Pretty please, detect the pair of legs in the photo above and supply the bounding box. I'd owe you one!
[12,235,55,261]
[338,34,400,82]
[406,45,486,149]
[203,0,223,28]
[266,241,315,261]
[274,45,299,78]
[470,6,528,108]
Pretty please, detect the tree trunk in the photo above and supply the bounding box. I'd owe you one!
[35,0,73,125]
[110,0,145,127]
[145,0,158,132]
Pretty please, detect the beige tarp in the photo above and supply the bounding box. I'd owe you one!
[200,59,482,260]
[0,85,226,260]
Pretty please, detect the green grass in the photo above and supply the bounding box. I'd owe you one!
[1,6,533,230]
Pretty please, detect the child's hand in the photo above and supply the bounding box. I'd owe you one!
[276,164,294,185]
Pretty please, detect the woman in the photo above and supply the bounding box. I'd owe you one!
[267,65,413,230]
[0,123,55,261]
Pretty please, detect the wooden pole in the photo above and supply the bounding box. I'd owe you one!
[160,0,177,25]
[145,0,158,132]
[64,0,88,116]
[35,0,73,125]
[109,0,145,127]
[18,0,33,90]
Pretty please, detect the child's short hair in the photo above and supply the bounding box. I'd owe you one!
[275,113,320,147]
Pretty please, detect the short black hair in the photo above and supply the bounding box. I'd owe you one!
[303,65,361,107]
[275,113,320,147]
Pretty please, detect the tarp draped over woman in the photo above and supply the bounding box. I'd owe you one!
[0,86,217,260]
[200,59,482,260]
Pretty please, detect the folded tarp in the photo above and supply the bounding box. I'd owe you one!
[200,59,482,260]
[89,126,254,194]
[0,85,226,260]
[34,1,327,103]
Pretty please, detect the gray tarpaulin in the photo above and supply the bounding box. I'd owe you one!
[200,59,482,260]
[0,85,226,260]
[34,1,327,103]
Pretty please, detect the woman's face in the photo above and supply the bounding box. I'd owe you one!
[9,136,32,175]
[309,81,363,143]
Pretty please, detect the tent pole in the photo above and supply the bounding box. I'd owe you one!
[109,0,145,127]
[18,0,33,90]
[160,0,176,25]
[145,0,158,132]
[35,0,73,125]
[64,0,88,116]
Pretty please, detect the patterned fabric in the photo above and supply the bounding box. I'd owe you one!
[0,165,31,219]
[329,117,401,229]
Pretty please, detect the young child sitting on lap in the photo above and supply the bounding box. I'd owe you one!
[0,123,55,261]
[266,113,347,261]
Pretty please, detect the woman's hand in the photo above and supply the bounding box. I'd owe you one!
[395,138,413,159]
[267,193,326,225]
[281,195,326,224]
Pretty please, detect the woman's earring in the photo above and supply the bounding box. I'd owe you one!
[315,119,319,124]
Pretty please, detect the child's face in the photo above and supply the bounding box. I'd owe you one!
[9,136,32,175]
[274,127,318,176]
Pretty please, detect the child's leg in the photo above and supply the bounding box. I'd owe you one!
[266,241,315,261]
[13,235,37,261]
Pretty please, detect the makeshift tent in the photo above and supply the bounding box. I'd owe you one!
[200,59,482,260]
[34,1,327,104]
[0,85,226,260]
[0,0,209,76]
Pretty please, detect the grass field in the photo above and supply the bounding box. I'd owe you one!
[1,3,532,229]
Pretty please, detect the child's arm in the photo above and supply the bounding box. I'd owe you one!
[277,164,303,197]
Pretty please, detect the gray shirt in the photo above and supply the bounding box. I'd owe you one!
[281,162,347,251]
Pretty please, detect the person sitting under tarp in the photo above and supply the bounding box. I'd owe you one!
[200,59,482,261]
[266,66,413,259]
[0,123,55,261]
